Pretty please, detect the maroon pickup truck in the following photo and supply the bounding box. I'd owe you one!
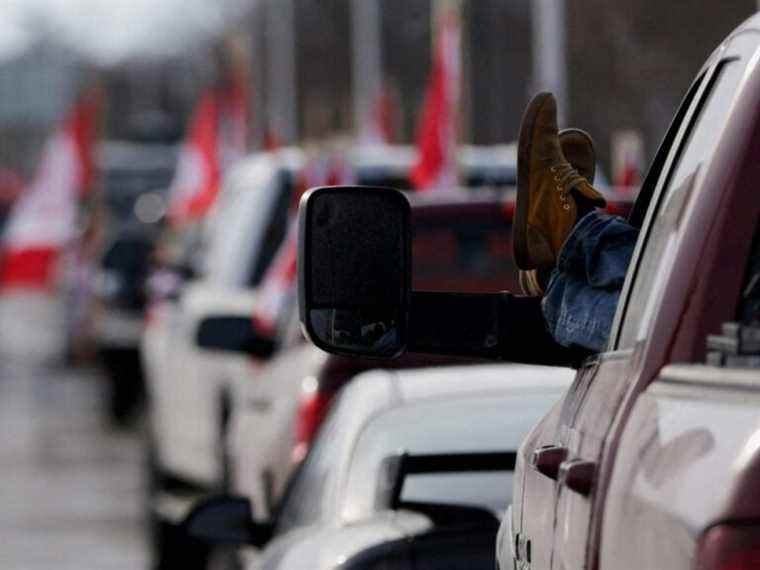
[294,14,760,570]
[503,14,760,570]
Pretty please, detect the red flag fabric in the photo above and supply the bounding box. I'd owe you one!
[167,91,221,223]
[410,12,461,192]
[0,94,99,291]
[168,77,249,225]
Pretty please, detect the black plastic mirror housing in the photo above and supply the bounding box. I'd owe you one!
[196,315,276,359]
[297,186,588,368]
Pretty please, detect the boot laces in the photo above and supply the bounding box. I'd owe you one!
[549,162,585,209]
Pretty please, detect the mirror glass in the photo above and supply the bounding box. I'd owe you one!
[300,187,410,357]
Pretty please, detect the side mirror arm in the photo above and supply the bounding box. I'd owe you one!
[408,291,588,367]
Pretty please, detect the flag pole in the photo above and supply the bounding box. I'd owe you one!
[266,0,298,145]
[532,0,568,124]
[351,0,382,143]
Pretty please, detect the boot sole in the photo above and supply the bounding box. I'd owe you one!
[514,92,553,271]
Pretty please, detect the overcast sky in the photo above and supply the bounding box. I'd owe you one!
[0,0,254,65]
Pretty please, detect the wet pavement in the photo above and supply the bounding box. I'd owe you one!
[0,362,148,569]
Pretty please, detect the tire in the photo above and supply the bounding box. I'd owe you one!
[145,423,212,570]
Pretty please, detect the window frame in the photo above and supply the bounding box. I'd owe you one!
[608,55,732,351]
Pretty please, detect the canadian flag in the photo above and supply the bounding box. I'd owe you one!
[410,11,461,192]
[0,94,98,291]
[251,155,354,336]
[168,78,248,225]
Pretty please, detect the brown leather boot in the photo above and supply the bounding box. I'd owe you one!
[514,92,606,272]
[518,128,597,296]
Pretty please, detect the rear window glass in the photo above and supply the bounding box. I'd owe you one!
[411,203,517,293]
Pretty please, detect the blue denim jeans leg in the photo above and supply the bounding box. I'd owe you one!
[541,212,639,352]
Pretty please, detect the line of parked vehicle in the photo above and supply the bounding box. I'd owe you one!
[140,142,557,569]
[135,135,633,570]
[138,14,760,570]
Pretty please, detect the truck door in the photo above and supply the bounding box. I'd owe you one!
[549,34,760,570]
[599,216,760,569]
[508,62,711,570]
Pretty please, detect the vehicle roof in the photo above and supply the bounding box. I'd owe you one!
[384,362,573,403]
[301,364,572,525]
[350,143,517,172]
[406,188,515,211]
[338,391,561,523]
[267,364,570,568]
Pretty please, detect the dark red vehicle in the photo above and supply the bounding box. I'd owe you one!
[296,14,760,570]
[504,17,760,570]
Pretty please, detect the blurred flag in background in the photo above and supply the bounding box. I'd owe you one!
[167,73,248,225]
[411,9,461,192]
[0,92,99,291]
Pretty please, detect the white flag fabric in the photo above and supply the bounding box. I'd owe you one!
[0,95,97,290]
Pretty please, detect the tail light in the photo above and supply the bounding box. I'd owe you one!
[291,376,334,463]
[696,523,760,570]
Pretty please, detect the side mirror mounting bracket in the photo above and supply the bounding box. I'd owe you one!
[408,291,588,367]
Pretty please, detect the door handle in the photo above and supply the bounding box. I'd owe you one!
[531,445,568,480]
[559,459,596,496]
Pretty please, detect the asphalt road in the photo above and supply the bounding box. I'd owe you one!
[0,361,148,569]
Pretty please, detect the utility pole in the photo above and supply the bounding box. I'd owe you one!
[266,0,297,144]
[532,0,568,124]
[351,0,382,142]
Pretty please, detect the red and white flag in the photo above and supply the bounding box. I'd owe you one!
[168,78,248,225]
[0,94,98,291]
[410,11,461,192]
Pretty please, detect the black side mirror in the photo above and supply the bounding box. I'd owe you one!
[182,495,273,548]
[297,186,588,367]
[298,186,411,358]
[196,315,277,359]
